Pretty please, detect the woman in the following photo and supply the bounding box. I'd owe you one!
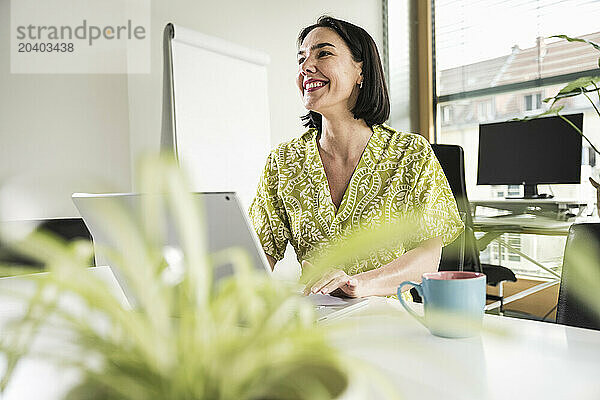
[249,16,463,298]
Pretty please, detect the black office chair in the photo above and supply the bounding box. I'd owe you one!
[411,144,517,310]
[556,223,600,330]
[0,218,94,269]
[430,144,481,274]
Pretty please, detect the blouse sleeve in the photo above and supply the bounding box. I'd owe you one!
[404,138,464,249]
[248,150,291,261]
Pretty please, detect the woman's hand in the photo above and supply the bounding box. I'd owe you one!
[301,260,363,297]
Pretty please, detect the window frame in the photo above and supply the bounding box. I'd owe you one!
[430,0,600,138]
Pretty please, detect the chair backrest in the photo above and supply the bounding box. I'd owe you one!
[0,218,93,268]
[556,223,600,330]
[430,144,482,273]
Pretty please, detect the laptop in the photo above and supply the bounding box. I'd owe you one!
[72,191,368,319]
[72,192,271,307]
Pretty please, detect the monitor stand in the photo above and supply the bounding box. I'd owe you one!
[506,184,554,200]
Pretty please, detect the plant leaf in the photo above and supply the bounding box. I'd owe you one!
[554,76,600,100]
[549,34,600,52]
[548,34,600,69]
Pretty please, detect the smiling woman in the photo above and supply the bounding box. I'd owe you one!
[249,16,464,299]
[296,17,389,130]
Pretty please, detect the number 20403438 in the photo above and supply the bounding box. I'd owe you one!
[18,42,74,52]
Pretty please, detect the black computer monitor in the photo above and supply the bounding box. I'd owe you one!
[477,113,583,199]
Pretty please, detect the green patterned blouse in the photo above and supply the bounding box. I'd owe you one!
[249,124,464,275]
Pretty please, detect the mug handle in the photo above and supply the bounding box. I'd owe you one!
[397,281,426,327]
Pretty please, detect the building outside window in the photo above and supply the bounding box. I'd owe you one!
[476,100,494,122]
[524,93,542,111]
[507,185,521,197]
[431,0,600,203]
[442,105,452,123]
[507,234,521,262]
[389,0,600,277]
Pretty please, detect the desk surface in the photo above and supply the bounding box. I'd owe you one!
[333,298,600,400]
[473,214,573,235]
[471,199,589,223]
[471,199,587,206]
[2,290,599,400]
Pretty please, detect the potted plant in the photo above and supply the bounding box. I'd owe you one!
[0,154,351,400]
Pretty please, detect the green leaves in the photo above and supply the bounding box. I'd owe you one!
[0,154,350,400]
[549,34,600,68]
[517,34,600,156]
[548,76,600,103]
[542,35,600,108]
[512,105,564,121]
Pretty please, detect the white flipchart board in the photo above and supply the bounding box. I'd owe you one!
[166,24,271,209]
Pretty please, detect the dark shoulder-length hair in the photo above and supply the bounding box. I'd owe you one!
[297,15,390,131]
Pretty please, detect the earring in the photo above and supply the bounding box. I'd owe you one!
[359,81,363,89]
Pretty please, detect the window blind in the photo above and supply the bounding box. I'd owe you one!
[434,0,600,98]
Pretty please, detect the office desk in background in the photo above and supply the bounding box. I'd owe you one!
[474,215,567,311]
[471,198,587,244]
[471,199,588,220]
[470,199,590,311]
[473,214,572,236]
[473,214,571,311]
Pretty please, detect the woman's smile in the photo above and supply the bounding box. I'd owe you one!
[296,27,362,115]
[304,79,329,93]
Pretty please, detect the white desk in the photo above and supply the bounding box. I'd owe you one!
[332,298,600,400]
[472,213,580,310]
[473,214,573,236]
[2,291,599,399]
[471,199,588,219]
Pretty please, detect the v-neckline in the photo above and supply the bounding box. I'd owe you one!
[314,127,374,218]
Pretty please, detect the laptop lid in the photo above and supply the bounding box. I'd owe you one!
[72,192,270,307]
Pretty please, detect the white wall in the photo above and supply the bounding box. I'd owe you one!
[128,0,384,172]
[0,0,132,220]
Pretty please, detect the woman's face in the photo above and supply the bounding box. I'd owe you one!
[296,27,363,118]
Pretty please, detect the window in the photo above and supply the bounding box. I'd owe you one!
[488,235,521,265]
[442,105,453,123]
[431,0,600,202]
[476,100,493,122]
[524,93,542,111]
[507,234,521,263]
[421,0,600,277]
[507,185,521,197]
[433,1,600,98]
[583,146,596,167]
[491,184,521,199]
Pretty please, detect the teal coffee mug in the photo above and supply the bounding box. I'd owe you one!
[397,271,486,338]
